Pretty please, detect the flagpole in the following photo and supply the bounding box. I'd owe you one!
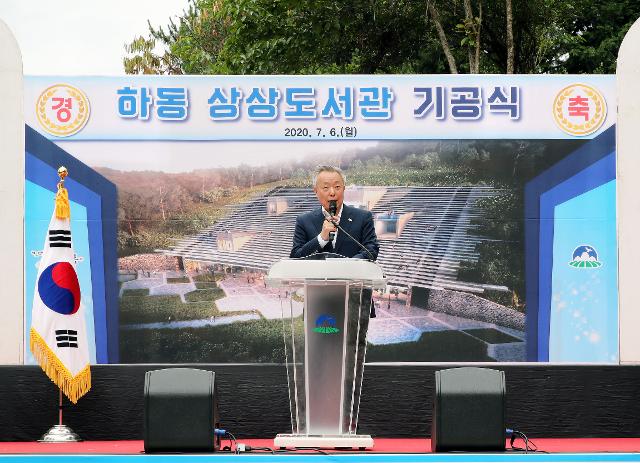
[36,166,83,443]
[38,390,82,442]
[58,390,63,426]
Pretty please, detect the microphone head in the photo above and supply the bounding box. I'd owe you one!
[329,200,337,216]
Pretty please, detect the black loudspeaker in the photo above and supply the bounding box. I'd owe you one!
[144,368,220,453]
[431,367,506,452]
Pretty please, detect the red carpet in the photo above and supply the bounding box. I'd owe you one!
[1,438,639,454]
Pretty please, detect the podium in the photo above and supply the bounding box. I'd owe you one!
[266,258,386,449]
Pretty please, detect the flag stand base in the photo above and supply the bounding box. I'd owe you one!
[39,425,82,443]
[38,390,82,442]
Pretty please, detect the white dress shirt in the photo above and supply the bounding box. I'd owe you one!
[317,205,342,249]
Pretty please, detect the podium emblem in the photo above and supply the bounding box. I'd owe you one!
[313,314,340,334]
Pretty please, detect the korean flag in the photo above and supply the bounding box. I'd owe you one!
[30,186,91,404]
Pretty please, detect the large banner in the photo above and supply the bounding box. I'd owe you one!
[23,75,617,364]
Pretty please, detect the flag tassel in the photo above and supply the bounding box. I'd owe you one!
[30,328,91,404]
[55,186,70,219]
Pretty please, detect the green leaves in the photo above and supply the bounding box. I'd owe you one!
[124,0,639,75]
[455,16,481,49]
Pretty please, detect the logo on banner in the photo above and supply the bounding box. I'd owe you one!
[313,314,340,334]
[553,84,606,136]
[569,245,603,269]
[36,84,90,137]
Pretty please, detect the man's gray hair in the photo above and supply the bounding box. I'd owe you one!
[312,165,346,186]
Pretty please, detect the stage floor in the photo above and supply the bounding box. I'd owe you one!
[0,438,639,457]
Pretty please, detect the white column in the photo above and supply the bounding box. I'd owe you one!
[0,20,24,364]
[617,17,640,364]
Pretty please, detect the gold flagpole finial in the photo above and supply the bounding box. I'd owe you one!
[55,166,70,219]
[57,166,68,187]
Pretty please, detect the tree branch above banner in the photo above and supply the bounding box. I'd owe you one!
[123,0,640,75]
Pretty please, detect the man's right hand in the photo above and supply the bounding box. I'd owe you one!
[321,218,337,241]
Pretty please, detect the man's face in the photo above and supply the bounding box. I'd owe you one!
[314,171,344,212]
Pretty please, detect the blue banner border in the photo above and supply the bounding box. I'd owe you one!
[524,125,616,361]
[25,125,119,363]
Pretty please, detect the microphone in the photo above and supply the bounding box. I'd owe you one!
[328,200,337,242]
[329,200,337,216]
[333,221,376,261]
[322,201,375,261]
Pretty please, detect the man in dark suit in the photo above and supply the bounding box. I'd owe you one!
[290,166,379,260]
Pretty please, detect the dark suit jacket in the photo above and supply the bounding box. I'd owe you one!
[290,204,379,260]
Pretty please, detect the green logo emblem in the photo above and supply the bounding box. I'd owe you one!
[313,315,340,334]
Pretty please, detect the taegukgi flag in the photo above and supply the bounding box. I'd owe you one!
[30,168,91,403]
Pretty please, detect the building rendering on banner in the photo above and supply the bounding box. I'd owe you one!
[166,185,504,297]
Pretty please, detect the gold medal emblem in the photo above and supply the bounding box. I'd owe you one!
[553,84,606,136]
[36,84,90,137]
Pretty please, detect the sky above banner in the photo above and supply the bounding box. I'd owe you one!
[0,1,184,75]
[24,75,615,142]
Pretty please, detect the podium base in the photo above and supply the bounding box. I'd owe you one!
[274,434,374,449]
